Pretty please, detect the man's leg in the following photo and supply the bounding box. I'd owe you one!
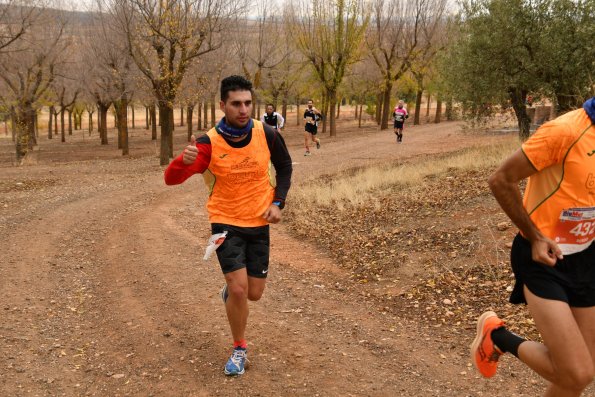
[247,276,266,301]
[304,131,310,154]
[518,287,594,396]
[224,268,249,343]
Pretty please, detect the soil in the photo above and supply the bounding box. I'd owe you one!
[0,112,588,396]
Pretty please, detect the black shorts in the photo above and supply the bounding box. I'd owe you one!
[510,234,595,307]
[305,125,318,135]
[211,223,270,278]
[394,121,404,129]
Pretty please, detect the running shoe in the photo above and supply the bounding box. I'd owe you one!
[224,347,247,376]
[220,284,229,304]
[470,311,504,378]
[316,140,321,149]
[304,151,311,156]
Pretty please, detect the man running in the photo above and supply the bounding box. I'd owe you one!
[261,103,284,131]
[303,99,322,156]
[164,75,292,376]
[471,96,595,396]
[393,100,408,143]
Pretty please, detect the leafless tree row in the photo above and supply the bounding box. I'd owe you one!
[0,0,451,164]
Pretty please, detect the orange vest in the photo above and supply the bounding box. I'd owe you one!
[203,120,275,227]
[522,108,595,253]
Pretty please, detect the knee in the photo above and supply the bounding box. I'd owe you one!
[557,365,594,391]
[247,289,264,301]
[228,283,248,301]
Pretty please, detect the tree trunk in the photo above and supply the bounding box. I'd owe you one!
[4,121,7,136]
[168,108,174,157]
[131,105,135,129]
[10,114,15,142]
[445,97,453,121]
[186,105,193,141]
[296,99,300,126]
[54,110,58,137]
[375,93,382,125]
[158,103,173,165]
[414,90,423,125]
[434,97,442,123]
[203,102,208,129]
[34,112,38,140]
[426,92,431,118]
[145,106,149,129]
[99,104,109,145]
[48,106,54,139]
[358,104,363,128]
[115,99,129,155]
[282,97,287,121]
[380,83,392,130]
[14,105,36,161]
[68,109,73,135]
[150,104,157,140]
[336,97,341,119]
[180,106,184,127]
[197,102,202,131]
[329,90,337,137]
[88,111,93,135]
[60,110,66,142]
[210,100,216,128]
[509,88,531,140]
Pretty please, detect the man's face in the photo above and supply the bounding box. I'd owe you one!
[307,101,313,109]
[220,90,252,128]
[266,105,274,114]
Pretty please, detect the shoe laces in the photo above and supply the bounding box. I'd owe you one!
[230,349,246,366]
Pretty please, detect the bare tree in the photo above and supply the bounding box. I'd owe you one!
[0,6,67,161]
[109,0,245,165]
[233,1,285,117]
[366,0,447,130]
[288,0,368,136]
[0,1,38,53]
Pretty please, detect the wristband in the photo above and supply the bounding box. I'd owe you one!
[272,200,284,209]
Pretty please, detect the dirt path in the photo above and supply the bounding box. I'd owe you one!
[1,120,543,396]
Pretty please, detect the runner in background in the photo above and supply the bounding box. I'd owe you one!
[164,75,292,377]
[471,96,595,396]
[261,104,284,131]
[303,99,322,156]
[393,100,408,143]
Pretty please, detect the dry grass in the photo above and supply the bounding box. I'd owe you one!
[292,136,520,210]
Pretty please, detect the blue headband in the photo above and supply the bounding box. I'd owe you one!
[216,118,253,138]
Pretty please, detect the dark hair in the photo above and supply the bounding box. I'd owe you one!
[266,103,274,109]
[220,75,253,102]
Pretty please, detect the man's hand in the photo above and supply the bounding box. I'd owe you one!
[530,235,563,267]
[262,204,282,223]
[183,135,198,165]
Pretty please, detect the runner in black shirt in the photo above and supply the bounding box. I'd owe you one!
[303,99,322,156]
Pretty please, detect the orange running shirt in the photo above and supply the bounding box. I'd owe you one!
[203,120,275,227]
[522,108,595,254]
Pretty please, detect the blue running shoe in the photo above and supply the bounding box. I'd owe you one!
[221,284,229,304]
[224,347,247,376]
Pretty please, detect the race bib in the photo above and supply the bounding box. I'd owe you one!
[395,114,404,122]
[553,207,595,255]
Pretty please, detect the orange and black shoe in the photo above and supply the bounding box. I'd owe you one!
[470,311,505,378]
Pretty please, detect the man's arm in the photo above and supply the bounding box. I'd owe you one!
[263,124,292,205]
[488,149,563,266]
[164,135,211,185]
[277,112,285,129]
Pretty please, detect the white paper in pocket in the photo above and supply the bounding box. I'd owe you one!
[203,231,228,260]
